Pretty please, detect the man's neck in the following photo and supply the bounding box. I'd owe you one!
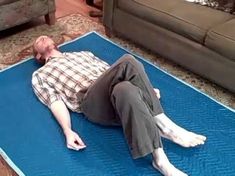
[45,49,63,62]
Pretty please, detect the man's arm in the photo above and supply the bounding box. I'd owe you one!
[50,100,86,151]
[32,74,86,151]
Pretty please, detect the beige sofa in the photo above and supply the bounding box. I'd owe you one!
[103,0,235,93]
[0,0,56,31]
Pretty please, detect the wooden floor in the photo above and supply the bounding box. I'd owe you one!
[56,0,101,19]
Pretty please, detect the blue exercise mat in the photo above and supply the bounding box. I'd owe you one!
[0,32,234,176]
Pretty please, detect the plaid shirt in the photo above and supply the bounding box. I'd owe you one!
[32,51,110,112]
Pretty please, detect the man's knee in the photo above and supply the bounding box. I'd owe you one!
[121,54,135,61]
[120,54,144,69]
[112,81,139,101]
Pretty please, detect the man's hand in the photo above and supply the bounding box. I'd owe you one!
[50,100,86,151]
[154,88,161,99]
[64,129,86,151]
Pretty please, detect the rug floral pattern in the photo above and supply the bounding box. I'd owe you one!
[0,13,234,109]
[0,14,104,69]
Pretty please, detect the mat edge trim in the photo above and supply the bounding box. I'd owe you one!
[0,148,25,176]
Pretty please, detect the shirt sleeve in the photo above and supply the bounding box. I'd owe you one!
[32,72,61,107]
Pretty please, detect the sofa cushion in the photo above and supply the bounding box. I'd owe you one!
[0,0,19,6]
[205,18,235,61]
[117,0,233,44]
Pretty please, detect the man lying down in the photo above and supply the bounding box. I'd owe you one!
[31,35,206,176]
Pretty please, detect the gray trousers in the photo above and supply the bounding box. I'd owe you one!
[80,54,164,159]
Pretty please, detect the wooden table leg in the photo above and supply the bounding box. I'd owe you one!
[45,12,56,25]
[86,0,94,6]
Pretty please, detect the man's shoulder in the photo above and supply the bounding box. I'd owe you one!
[31,64,47,80]
[32,65,44,75]
[32,69,41,83]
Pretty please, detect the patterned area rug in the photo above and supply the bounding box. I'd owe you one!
[0,14,104,70]
[0,13,234,109]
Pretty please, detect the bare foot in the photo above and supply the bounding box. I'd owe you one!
[152,148,188,176]
[154,113,206,147]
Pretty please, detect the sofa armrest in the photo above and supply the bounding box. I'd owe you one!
[103,0,116,30]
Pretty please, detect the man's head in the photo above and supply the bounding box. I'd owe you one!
[33,35,57,64]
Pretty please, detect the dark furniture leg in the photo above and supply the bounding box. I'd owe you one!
[86,0,94,6]
[105,27,112,37]
[45,12,56,25]
[86,0,103,17]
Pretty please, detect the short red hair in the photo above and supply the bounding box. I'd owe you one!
[32,36,57,65]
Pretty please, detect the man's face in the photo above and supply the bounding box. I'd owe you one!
[33,36,55,63]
